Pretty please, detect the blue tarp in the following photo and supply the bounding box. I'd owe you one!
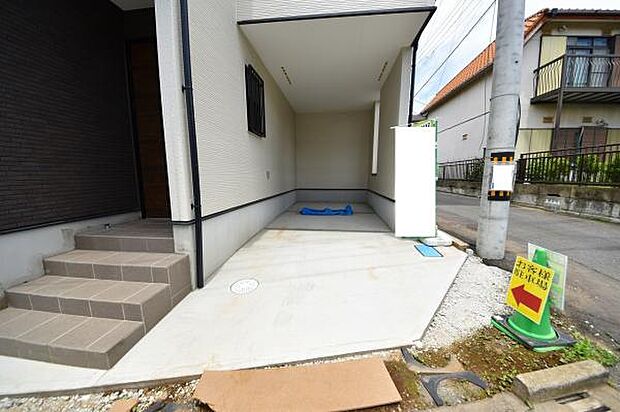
[300,204,353,216]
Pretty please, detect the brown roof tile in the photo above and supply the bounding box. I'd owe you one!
[422,9,548,113]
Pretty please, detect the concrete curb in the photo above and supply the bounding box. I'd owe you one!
[437,230,470,252]
[512,360,609,403]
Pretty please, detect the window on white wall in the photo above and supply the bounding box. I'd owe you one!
[245,64,266,137]
[371,101,380,175]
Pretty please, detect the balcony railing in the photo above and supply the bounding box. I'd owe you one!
[533,54,620,99]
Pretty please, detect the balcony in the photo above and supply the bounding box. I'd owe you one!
[531,54,620,104]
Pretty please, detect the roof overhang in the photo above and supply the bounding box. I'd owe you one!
[239,8,434,113]
[109,0,153,10]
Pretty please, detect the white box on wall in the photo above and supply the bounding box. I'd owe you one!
[394,126,436,238]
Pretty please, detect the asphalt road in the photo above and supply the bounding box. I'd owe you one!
[436,191,620,347]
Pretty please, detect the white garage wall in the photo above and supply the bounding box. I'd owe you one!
[367,47,412,200]
[296,111,372,189]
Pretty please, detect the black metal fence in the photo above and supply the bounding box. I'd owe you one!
[438,144,620,186]
[438,158,485,181]
[516,144,620,186]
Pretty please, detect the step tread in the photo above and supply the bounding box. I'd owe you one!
[43,250,191,294]
[45,250,184,266]
[7,276,168,304]
[0,308,143,369]
[6,276,172,330]
[74,220,173,252]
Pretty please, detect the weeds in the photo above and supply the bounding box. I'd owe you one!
[560,333,619,367]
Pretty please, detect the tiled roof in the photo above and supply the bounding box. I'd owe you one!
[420,8,619,113]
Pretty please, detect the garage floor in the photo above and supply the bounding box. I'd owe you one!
[0,204,466,396]
[269,202,390,232]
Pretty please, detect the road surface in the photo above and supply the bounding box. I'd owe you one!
[436,191,620,347]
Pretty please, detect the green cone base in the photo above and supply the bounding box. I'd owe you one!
[491,314,575,352]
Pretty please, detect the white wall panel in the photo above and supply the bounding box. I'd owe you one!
[237,0,434,21]
[394,127,436,238]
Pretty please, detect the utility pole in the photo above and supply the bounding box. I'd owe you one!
[476,0,525,259]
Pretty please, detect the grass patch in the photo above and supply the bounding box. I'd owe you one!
[560,333,619,367]
[415,326,619,396]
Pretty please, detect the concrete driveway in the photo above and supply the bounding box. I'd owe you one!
[436,191,620,347]
[0,207,466,396]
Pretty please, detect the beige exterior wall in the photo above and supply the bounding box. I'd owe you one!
[367,48,412,199]
[539,36,567,65]
[188,0,296,215]
[608,129,620,145]
[236,0,434,21]
[296,111,372,189]
[515,129,553,158]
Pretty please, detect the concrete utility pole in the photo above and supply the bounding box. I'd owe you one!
[476,0,525,259]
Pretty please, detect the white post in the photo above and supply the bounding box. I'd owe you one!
[476,0,525,259]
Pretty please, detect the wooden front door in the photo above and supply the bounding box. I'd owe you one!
[128,40,171,218]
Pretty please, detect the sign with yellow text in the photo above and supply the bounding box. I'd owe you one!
[506,256,555,324]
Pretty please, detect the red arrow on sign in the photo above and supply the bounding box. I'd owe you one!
[511,284,542,312]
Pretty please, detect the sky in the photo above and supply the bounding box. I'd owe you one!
[412,0,619,114]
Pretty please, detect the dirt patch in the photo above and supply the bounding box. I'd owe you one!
[360,360,432,411]
[417,326,565,394]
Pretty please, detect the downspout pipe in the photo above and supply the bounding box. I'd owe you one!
[179,0,204,289]
[408,7,436,125]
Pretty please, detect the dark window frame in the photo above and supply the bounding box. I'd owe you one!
[245,64,266,137]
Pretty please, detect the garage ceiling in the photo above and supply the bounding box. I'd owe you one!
[239,10,431,113]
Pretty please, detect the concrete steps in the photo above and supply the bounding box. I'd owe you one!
[43,250,191,307]
[75,220,174,253]
[0,308,144,369]
[0,220,191,369]
[6,276,171,332]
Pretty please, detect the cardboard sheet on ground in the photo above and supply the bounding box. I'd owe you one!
[528,243,567,311]
[193,358,401,411]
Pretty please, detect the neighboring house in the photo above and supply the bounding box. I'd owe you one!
[0,1,434,368]
[422,8,620,163]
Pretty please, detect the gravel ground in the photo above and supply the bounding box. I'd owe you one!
[0,253,512,411]
[0,381,200,412]
[412,254,512,350]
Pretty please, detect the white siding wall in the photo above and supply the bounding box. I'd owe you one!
[296,111,372,189]
[188,0,296,216]
[431,74,491,163]
[236,0,434,21]
[368,48,412,199]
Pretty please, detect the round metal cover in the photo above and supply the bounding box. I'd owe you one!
[230,278,259,295]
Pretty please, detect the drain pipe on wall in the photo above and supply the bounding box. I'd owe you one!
[408,8,436,125]
[179,0,204,289]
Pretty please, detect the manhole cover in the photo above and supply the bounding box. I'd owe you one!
[230,278,259,295]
